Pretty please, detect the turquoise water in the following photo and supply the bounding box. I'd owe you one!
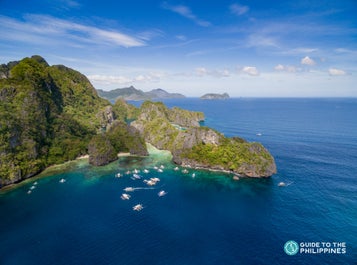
[1,98,357,264]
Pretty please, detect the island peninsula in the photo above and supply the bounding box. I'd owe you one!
[0,56,276,188]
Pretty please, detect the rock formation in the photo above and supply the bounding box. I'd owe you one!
[131,101,276,177]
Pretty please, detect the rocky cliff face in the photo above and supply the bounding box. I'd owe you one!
[131,101,276,177]
[0,56,148,187]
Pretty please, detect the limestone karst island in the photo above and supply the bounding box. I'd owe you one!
[0,56,276,188]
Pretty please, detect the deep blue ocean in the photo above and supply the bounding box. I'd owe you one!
[1,98,356,265]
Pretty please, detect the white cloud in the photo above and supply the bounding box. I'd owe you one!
[162,3,211,27]
[247,34,279,48]
[88,75,133,85]
[274,64,297,73]
[301,56,316,66]
[328,68,347,76]
[195,67,230,78]
[242,66,259,76]
[274,64,285,71]
[195,67,208,76]
[88,71,167,86]
[282,48,318,55]
[230,4,249,16]
[0,15,145,48]
[137,29,163,41]
[215,69,230,77]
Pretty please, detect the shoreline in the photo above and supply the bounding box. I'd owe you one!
[0,145,171,192]
[0,155,91,192]
[180,162,242,178]
[1,144,258,192]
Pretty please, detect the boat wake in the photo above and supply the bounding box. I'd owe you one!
[278,181,294,187]
[123,186,156,192]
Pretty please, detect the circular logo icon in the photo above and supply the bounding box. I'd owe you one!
[284,240,299,255]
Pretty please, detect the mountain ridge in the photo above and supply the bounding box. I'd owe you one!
[97,86,185,102]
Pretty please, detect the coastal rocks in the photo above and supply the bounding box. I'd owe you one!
[134,101,204,128]
[131,101,277,178]
[97,105,115,130]
[131,101,205,151]
[167,107,204,127]
[179,139,276,178]
[88,134,117,166]
[88,121,148,166]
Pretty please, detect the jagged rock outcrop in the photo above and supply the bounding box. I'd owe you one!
[97,105,115,130]
[131,101,276,177]
[88,121,148,166]
[88,134,117,166]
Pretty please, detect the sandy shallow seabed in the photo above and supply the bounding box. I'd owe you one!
[0,143,171,193]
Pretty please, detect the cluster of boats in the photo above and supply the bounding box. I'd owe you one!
[27,177,67,195]
[116,166,166,178]
[27,181,38,194]
[117,165,172,211]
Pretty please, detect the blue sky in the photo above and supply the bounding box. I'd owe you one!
[1,0,356,97]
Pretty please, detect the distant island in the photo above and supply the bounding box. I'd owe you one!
[200,93,230,100]
[0,55,276,188]
[97,86,185,102]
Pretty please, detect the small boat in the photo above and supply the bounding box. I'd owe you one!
[143,169,149,173]
[27,190,32,194]
[124,187,134,192]
[133,204,143,211]
[115,173,122,178]
[133,169,140,174]
[125,170,131,175]
[160,165,165,169]
[278,182,286,187]
[34,181,38,185]
[154,166,158,170]
[59,178,66,183]
[192,173,196,178]
[30,185,36,190]
[121,193,131,200]
[158,168,163,173]
[182,169,189,174]
[132,174,141,179]
[151,177,160,182]
[174,167,179,171]
[256,133,262,136]
[145,180,156,186]
[233,176,239,181]
[158,190,167,197]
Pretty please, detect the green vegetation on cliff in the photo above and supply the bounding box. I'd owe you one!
[181,138,276,177]
[131,101,276,177]
[131,101,204,151]
[0,56,147,187]
[0,55,276,188]
[112,98,140,122]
